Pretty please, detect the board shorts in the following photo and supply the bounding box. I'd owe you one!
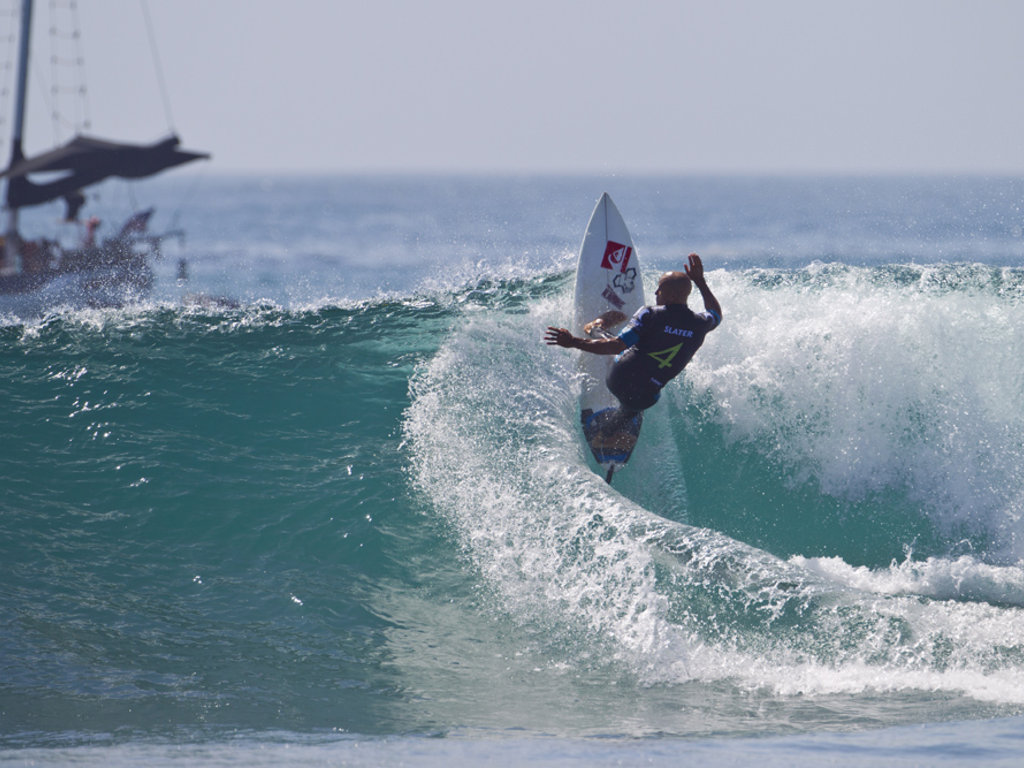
[606,352,662,413]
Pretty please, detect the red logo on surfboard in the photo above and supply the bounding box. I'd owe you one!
[601,241,633,273]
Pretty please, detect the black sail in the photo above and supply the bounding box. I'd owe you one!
[2,134,209,209]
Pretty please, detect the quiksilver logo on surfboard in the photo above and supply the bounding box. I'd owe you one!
[601,241,633,273]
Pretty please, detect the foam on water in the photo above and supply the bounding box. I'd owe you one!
[405,267,1024,710]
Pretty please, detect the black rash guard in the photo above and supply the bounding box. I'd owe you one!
[606,303,721,412]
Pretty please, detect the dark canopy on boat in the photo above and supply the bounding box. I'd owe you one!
[1,134,209,209]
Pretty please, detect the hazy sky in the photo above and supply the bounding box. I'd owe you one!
[8,0,1024,174]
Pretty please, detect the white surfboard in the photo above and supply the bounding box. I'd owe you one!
[571,193,646,482]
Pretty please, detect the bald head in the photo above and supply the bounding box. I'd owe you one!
[654,271,692,305]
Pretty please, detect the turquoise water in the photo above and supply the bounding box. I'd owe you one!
[2,176,1024,764]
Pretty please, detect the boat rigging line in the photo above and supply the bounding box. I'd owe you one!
[140,0,176,133]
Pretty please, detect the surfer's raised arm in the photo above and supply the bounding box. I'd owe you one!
[684,253,722,323]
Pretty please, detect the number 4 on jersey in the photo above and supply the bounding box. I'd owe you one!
[648,343,682,369]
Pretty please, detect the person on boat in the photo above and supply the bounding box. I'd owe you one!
[82,217,101,249]
[544,253,722,417]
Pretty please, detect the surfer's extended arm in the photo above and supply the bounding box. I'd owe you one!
[685,253,722,323]
[544,327,626,355]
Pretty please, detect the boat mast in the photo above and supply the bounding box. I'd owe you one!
[2,0,33,271]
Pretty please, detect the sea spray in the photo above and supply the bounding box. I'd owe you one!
[405,295,678,667]
[405,269,1024,706]
[683,264,1024,561]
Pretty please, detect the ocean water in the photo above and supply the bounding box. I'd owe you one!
[2,175,1024,766]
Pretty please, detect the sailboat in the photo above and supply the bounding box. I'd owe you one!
[0,0,208,312]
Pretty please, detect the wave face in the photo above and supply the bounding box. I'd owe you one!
[3,258,1024,744]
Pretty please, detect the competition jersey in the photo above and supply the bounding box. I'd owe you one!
[609,303,721,410]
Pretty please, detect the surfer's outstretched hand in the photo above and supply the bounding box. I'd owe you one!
[545,327,575,347]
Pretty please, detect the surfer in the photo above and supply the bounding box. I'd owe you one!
[545,253,721,416]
